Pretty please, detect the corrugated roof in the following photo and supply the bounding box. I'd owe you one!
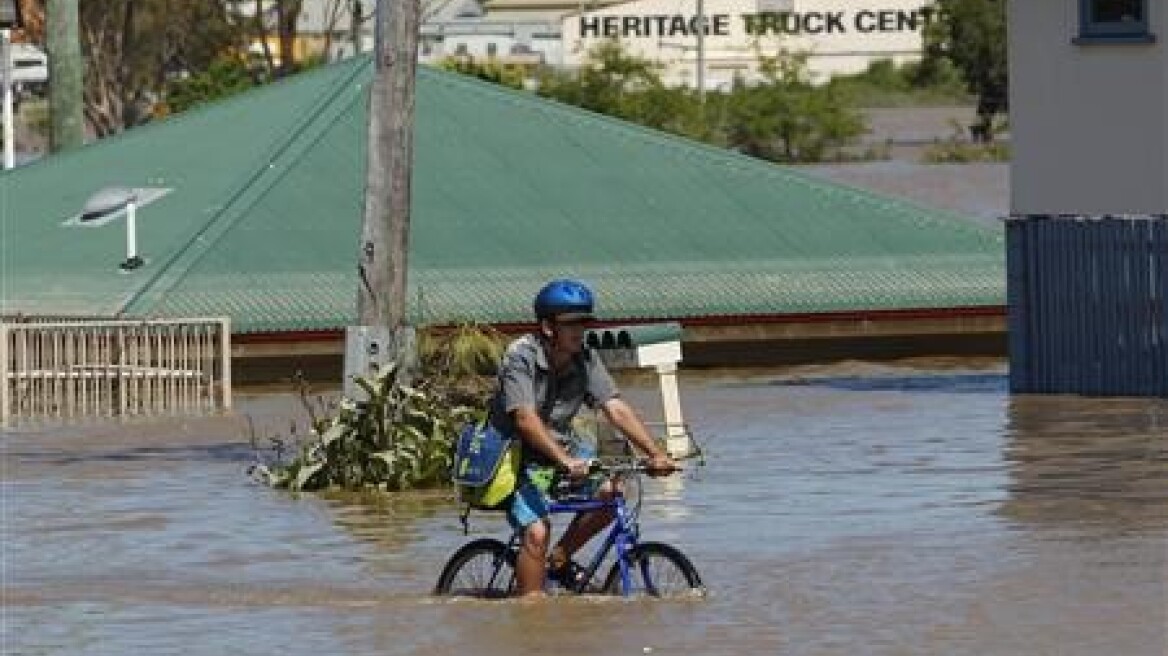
[0,55,1004,333]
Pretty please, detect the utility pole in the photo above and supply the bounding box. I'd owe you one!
[351,0,362,55]
[695,0,705,106]
[347,0,420,394]
[46,0,83,152]
[2,28,13,169]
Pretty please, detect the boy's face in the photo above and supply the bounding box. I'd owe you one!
[543,315,591,355]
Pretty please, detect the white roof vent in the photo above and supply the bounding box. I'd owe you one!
[63,186,171,227]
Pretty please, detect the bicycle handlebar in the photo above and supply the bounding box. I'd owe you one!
[559,458,683,477]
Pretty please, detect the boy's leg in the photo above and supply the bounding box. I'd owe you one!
[550,479,616,568]
[509,475,553,596]
[515,518,551,596]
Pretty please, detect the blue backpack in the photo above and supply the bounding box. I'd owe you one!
[452,421,520,510]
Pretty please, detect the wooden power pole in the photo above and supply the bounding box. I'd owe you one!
[351,0,363,55]
[46,0,83,152]
[347,0,420,393]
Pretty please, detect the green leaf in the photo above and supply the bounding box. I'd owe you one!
[320,422,347,446]
[293,462,325,491]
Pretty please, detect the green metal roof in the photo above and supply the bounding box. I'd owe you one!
[0,55,1004,333]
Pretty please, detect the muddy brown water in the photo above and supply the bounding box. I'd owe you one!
[4,360,1166,655]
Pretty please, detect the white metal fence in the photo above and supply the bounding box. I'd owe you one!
[1,318,232,427]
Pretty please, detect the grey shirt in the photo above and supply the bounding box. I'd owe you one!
[488,333,618,465]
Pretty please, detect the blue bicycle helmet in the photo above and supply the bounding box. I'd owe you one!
[533,279,595,320]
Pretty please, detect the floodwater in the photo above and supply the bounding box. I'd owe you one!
[4,360,1166,655]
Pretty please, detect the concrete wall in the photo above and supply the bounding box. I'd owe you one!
[1009,0,1168,215]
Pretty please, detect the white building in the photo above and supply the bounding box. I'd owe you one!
[419,0,934,86]
[563,0,934,88]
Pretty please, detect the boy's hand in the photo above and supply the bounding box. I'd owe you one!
[645,453,679,477]
[560,457,591,479]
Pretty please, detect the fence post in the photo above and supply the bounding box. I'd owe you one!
[1,323,9,429]
[219,318,232,411]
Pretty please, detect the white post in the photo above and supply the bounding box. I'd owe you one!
[656,362,690,457]
[125,200,137,260]
[120,198,144,270]
[1,323,10,428]
[218,318,232,411]
[2,28,14,170]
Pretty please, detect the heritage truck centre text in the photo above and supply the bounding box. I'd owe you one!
[579,9,935,38]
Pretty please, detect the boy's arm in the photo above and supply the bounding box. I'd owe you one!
[512,406,589,477]
[601,397,676,473]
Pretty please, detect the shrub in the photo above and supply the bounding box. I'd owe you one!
[250,324,504,492]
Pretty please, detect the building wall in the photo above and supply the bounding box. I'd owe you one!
[562,0,932,88]
[420,0,933,86]
[421,20,565,65]
[1009,0,1168,215]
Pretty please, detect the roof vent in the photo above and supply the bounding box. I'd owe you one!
[63,186,170,227]
[63,186,172,272]
[80,187,137,222]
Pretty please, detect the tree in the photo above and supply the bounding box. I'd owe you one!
[74,0,247,136]
[537,40,666,118]
[450,39,866,164]
[164,56,258,115]
[922,0,1007,142]
[723,51,865,162]
[233,0,305,76]
[536,40,704,139]
[436,55,526,90]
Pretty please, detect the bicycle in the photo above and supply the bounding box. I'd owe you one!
[434,459,704,598]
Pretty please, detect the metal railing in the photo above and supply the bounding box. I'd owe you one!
[1,318,232,427]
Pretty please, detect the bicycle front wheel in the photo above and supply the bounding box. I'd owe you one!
[434,538,515,598]
[602,541,704,598]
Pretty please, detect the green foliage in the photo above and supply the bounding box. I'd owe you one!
[419,323,506,380]
[441,37,997,164]
[531,41,868,164]
[723,51,865,162]
[437,56,528,90]
[165,57,260,114]
[537,40,669,120]
[827,58,970,107]
[922,119,1010,162]
[78,0,250,134]
[252,324,504,493]
[921,0,1007,139]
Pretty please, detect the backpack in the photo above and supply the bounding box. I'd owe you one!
[453,346,557,513]
[452,421,520,510]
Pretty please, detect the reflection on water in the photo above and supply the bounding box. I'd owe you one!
[4,361,1166,655]
[1001,395,1168,526]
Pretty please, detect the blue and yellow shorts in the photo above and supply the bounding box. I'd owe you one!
[507,442,601,531]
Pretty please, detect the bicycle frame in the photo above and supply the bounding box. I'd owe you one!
[505,481,643,595]
[437,462,702,599]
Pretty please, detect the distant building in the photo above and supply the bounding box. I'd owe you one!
[228,0,373,65]
[420,0,934,86]
[246,0,932,84]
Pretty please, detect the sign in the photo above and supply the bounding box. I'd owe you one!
[579,8,934,39]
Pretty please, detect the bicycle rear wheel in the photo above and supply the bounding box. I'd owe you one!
[434,538,515,598]
[602,541,704,598]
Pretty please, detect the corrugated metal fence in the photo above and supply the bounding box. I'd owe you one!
[1007,216,1168,396]
[1,318,232,427]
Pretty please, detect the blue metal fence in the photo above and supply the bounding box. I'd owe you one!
[1008,216,1168,396]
